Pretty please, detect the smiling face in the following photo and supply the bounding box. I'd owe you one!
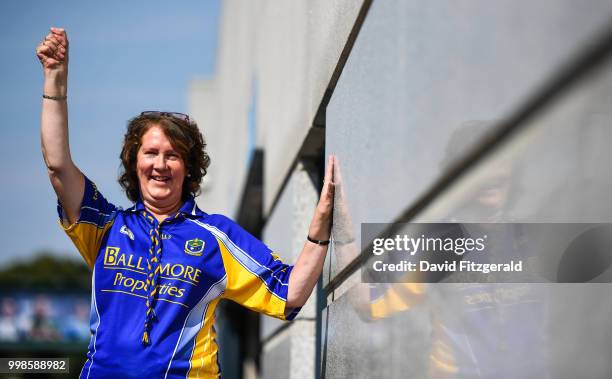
[136,125,186,209]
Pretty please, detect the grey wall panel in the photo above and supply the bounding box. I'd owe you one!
[326,0,612,285]
[323,285,612,377]
[189,0,260,217]
[416,44,612,224]
[195,0,365,217]
[263,321,317,379]
[416,53,612,378]
[262,333,291,379]
[189,78,227,215]
[321,288,430,379]
[261,166,295,340]
[262,162,319,340]
[257,0,365,213]
[547,284,612,378]
[323,31,612,379]
[289,321,317,379]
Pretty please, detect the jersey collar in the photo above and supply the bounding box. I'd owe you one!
[128,196,205,219]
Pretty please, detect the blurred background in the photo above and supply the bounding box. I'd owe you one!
[3,0,612,378]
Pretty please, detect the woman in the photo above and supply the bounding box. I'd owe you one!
[36,27,334,378]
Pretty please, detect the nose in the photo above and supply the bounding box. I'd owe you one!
[153,154,167,170]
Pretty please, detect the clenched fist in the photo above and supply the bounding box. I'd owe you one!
[36,27,69,79]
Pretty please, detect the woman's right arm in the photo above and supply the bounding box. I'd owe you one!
[37,27,84,224]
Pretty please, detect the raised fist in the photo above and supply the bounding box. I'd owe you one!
[36,27,69,75]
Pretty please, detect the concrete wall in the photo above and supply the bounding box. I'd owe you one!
[190,0,612,377]
[189,0,260,216]
[326,0,612,281]
[254,0,365,214]
[189,0,365,377]
[325,1,612,378]
[261,161,320,378]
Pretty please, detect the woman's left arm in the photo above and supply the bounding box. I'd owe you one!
[286,155,335,309]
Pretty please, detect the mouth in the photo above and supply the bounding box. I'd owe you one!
[150,175,171,183]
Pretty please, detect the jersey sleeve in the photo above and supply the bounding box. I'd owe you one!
[57,176,117,268]
[210,215,300,321]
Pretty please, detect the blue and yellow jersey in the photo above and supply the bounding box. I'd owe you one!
[58,177,299,378]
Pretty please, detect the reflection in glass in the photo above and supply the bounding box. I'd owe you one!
[330,121,551,378]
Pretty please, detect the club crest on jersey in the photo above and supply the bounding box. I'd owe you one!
[120,225,134,240]
[184,238,205,256]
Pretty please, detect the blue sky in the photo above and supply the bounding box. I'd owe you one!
[0,1,220,267]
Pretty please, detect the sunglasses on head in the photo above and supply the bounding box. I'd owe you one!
[140,111,191,123]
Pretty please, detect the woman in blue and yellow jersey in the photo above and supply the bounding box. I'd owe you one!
[36,28,334,378]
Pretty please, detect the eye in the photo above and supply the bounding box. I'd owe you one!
[166,153,180,160]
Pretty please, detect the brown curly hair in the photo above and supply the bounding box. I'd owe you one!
[119,113,210,202]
